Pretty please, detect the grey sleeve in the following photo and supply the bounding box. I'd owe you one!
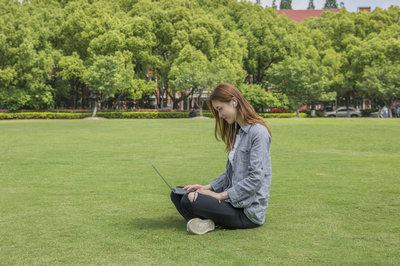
[227,128,271,206]
[209,161,229,192]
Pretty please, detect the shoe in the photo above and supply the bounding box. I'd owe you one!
[187,218,215,235]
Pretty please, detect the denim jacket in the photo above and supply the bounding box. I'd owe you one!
[209,123,272,225]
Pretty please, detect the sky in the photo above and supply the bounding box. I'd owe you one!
[249,0,400,12]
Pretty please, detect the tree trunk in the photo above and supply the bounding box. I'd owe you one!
[199,98,204,117]
[92,97,98,117]
[378,106,382,118]
[197,91,204,116]
[295,96,299,118]
[160,86,166,109]
[81,83,85,109]
[73,77,79,109]
[346,93,350,117]
[311,101,316,117]
[167,89,188,110]
[172,98,179,109]
[387,100,395,118]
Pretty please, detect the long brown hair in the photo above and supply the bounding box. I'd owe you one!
[206,83,271,152]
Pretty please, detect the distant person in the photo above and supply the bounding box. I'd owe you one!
[189,108,197,118]
[382,105,389,118]
[170,83,272,234]
[397,106,400,118]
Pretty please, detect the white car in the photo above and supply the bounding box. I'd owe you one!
[324,107,362,118]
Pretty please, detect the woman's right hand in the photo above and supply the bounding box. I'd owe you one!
[183,184,211,191]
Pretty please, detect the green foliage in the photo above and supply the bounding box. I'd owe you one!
[0,110,307,120]
[323,0,338,9]
[84,55,120,98]
[267,56,330,116]
[123,79,156,101]
[201,112,305,118]
[258,112,307,118]
[237,6,301,84]
[97,111,189,119]
[57,53,86,80]
[279,0,292,10]
[362,63,400,117]
[238,84,289,112]
[272,0,277,9]
[0,0,60,110]
[0,110,190,119]
[307,0,315,10]
[1,0,400,112]
[302,6,400,108]
[0,112,90,120]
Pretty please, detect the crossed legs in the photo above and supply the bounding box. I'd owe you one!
[170,191,258,229]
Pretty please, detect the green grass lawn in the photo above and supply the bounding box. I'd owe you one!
[0,118,399,265]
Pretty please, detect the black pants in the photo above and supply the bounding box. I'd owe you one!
[170,191,259,229]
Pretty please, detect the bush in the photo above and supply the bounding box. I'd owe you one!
[203,112,306,118]
[0,110,307,120]
[97,111,189,119]
[304,110,325,117]
[258,112,307,118]
[202,112,214,118]
[0,112,90,120]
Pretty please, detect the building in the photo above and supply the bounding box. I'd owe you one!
[275,7,372,23]
[357,7,371,12]
[275,9,340,23]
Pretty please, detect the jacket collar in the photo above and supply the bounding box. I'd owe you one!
[240,123,251,134]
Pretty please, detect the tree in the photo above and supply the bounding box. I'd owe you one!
[111,50,155,109]
[280,0,292,10]
[323,0,338,9]
[57,52,86,109]
[302,9,374,113]
[272,0,277,9]
[56,0,158,109]
[362,63,400,118]
[267,56,330,117]
[140,0,246,109]
[237,6,301,84]
[2,0,400,113]
[0,0,61,110]
[83,56,120,117]
[238,84,288,112]
[307,0,315,10]
[119,79,156,109]
[168,45,210,110]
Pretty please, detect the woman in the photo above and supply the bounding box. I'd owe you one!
[170,83,272,234]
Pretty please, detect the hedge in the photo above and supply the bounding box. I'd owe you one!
[303,110,325,117]
[203,112,306,118]
[0,111,306,120]
[258,112,307,118]
[96,111,189,119]
[0,112,91,120]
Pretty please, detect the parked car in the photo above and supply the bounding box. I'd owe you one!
[324,107,362,118]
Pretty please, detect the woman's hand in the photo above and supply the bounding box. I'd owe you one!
[183,184,211,191]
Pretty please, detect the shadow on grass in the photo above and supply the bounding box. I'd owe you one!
[129,215,185,231]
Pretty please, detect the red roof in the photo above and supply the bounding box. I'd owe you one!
[276,9,340,22]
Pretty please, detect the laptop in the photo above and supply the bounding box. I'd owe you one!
[151,163,186,195]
